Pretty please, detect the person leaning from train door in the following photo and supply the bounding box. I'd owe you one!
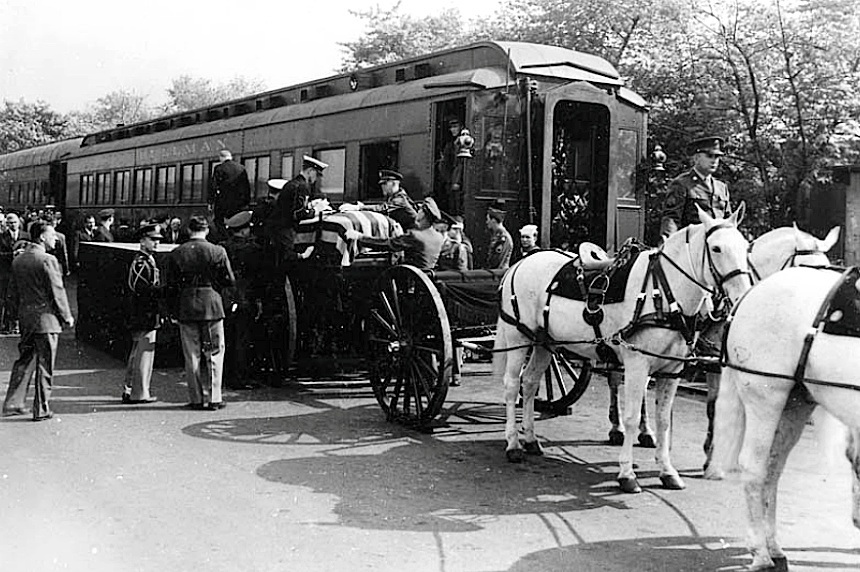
[485,205,513,270]
[345,198,446,270]
[272,156,328,267]
[1,219,74,420]
[220,210,265,390]
[659,136,730,240]
[93,208,115,242]
[436,116,466,215]
[340,169,419,231]
[120,222,163,405]
[208,149,252,239]
[165,215,236,410]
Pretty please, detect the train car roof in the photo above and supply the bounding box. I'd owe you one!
[77,41,642,152]
[0,138,83,170]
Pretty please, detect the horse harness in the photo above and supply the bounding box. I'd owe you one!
[722,265,860,392]
[498,223,750,363]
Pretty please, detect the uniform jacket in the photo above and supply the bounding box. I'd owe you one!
[93,224,114,243]
[659,168,730,238]
[220,235,265,311]
[208,160,252,220]
[6,243,72,334]
[437,238,469,271]
[365,189,419,230]
[0,229,30,274]
[486,226,513,270]
[165,238,235,322]
[126,249,162,332]
[359,226,445,270]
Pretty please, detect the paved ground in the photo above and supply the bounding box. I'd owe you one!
[1,319,859,572]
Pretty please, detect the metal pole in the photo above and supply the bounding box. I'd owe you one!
[524,77,535,224]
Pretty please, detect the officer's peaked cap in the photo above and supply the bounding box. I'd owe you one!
[267,178,289,191]
[225,210,253,230]
[378,169,403,183]
[302,155,328,172]
[689,136,726,156]
[421,197,442,222]
[137,223,163,240]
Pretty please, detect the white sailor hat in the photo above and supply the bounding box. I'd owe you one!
[302,155,329,172]
[267,178,289,191]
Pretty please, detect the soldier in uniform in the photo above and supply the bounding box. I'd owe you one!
[93,208,115,243]
[272,156,328,266]
[660,136,730,468]
[121,223,163,404]
[485,205,513,270]
[220,210,264,390]
[659,136,730,239]
[346,198,445,270]
[340,170,419,231]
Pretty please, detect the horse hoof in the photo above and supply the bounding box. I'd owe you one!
[506,448,525,463]
[660,474,686,490]
[608,430,625,446]
[638,434,656,448]
[771,556,788,572]
[703,465,724,481]
[523,441,544,456]
[618,477,642,494]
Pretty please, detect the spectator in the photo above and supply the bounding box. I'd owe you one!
[437,218,469,271]
[0,213,30,333]
[93,208,115,242]
[1,219,74,420]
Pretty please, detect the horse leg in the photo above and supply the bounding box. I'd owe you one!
[652,376,685,489]
[759,388,815,571]
[519,347,552,456]
[500,325,531,463]
[702,370,720,472]
[618,359,649,493]
[848,428,860,531]
[638,384,656,449]
[607,372,625,445]
[736,376,793,572]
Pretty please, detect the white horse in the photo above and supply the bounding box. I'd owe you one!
[606,225,840,457]
[707,265,860,571]
[497,204,752,493]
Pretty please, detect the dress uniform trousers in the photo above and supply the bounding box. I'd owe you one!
[123,330,157,400]
[179,320,225,405]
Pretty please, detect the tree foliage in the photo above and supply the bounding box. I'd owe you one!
[0,100,70,154]
[161,75,266,113]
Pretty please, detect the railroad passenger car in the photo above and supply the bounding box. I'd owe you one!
[0,138,82,213]
[62,41,649,258]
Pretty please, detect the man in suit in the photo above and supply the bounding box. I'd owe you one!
[121,223,164,404]
[47,211,70,276]
[165,215,235,410]
[73,214,97,269]
[208,149,251,238]
[0,212,31,333]
[93,208,115,242]
[2,219,74,420]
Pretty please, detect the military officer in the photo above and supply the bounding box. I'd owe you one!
[346,198,445,270]
[659,136,730,239]
[272,156,328,265]
[340,170,419,231]
[121,223,163,404]
[485,205,513,270]
[220,210,264,390]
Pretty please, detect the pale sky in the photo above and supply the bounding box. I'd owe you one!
[0,0,502,113]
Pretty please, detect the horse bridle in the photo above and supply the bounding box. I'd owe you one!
[747,241,821,282]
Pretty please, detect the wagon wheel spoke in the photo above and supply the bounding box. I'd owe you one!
[409,362,426,419]
[536,350,593,415]
[379,290,401,333]
[370,309,399,340]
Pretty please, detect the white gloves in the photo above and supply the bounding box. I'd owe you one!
[344,228,363,241]
[339,202,363,212]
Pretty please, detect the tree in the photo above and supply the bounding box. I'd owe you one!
[161,75,266,114]
[0,100,70,153]
[66,89,154,135]
[339,2,469,70]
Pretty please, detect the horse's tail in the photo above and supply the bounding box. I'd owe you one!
[705,367,745,479]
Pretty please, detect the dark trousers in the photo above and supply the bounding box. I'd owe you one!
[224,307,254,385]
[3,332,58,418]
[0,274,13,329]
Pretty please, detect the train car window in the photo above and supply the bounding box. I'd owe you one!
[96,173,113,205]
[155,166,177,204]
[316,148,345,203]
[359,142,398,200]
[180,163,204,203]
[6,184,11,204]
[81,175,95,205]
[281,153,293,179]
[241,156,271,201]
[115,171,131,204]
[134,168,153,204]
[40,181,49,203]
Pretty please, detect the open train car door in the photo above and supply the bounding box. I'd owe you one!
[540,83,645,251]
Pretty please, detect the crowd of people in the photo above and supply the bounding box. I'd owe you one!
[2,134,732,422]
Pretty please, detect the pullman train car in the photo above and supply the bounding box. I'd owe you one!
[0,137,83,213]
[60,40,648,259]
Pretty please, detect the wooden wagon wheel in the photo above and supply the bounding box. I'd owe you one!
[534,348,593,415]
[367,265,453,427]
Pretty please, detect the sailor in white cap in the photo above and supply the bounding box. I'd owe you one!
[272,155,328,265]
[518,224,539,258]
